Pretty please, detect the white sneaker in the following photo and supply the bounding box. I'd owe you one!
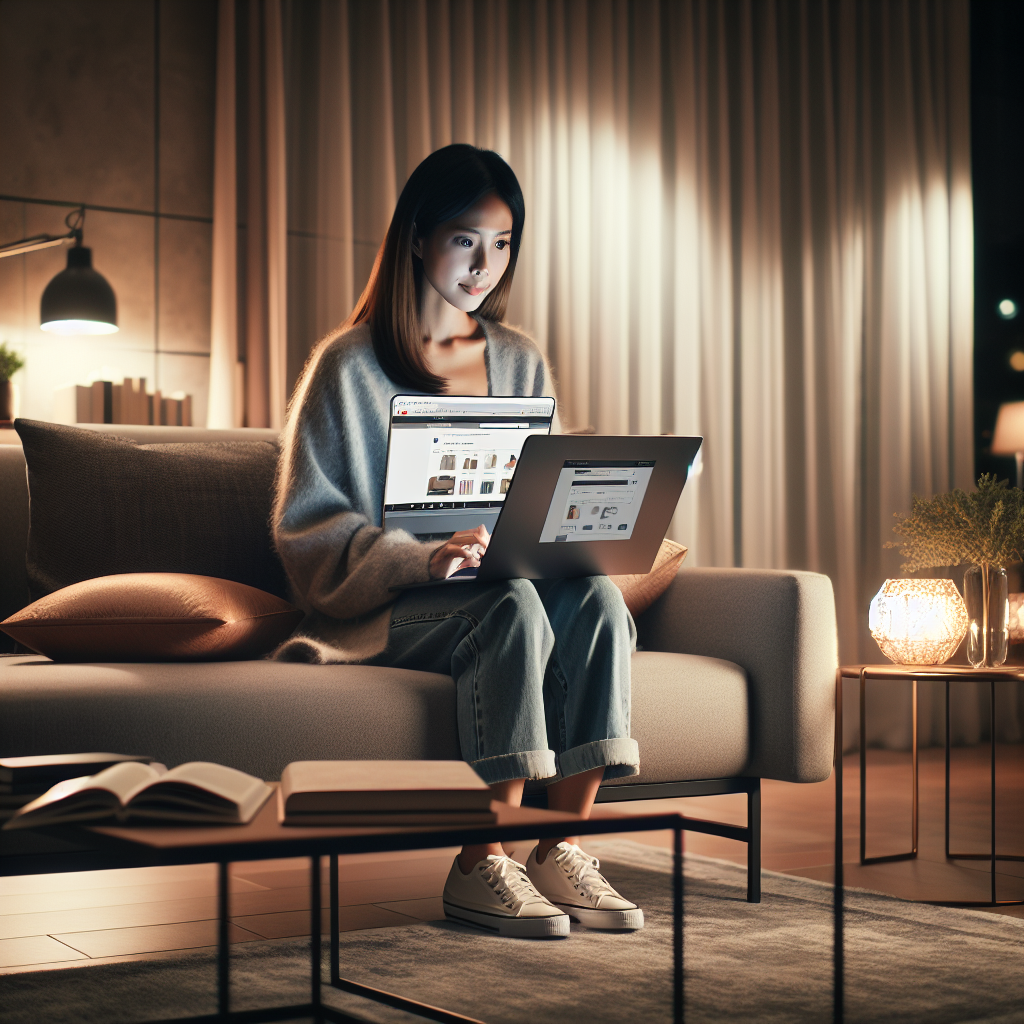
[443,854,570,938]
[526,842,644,931]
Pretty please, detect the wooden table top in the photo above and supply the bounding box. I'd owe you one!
[86,797,684,863]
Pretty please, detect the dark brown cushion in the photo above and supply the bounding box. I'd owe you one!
[0,573,304,662]
[609,539,688,617]
[14,419,288,601]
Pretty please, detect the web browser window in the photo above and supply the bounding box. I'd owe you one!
[384,396,555,539]
[538,460,656,543]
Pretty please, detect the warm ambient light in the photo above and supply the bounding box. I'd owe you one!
[998,298,1018,320]
[869,578,968,665]
[41,319,119,336]
[1009,351,1024,372]
[991,400,1024,489]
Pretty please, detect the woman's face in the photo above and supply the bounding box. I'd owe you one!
[414,192,514,313]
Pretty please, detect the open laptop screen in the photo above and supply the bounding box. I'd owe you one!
[383,395,556,539]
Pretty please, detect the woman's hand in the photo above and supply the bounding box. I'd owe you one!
[429,524,491,579]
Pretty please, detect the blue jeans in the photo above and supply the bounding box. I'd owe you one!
[368,576,640,786]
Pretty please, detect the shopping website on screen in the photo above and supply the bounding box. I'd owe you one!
[538,461,655,543]
[384,397,554,514]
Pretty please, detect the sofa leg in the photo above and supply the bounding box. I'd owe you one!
[747,781,762,903]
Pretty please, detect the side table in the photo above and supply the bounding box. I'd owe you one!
[837,664,1024,907]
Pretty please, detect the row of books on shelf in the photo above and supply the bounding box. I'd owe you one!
[1,753,494,829]
[56,379,193,426]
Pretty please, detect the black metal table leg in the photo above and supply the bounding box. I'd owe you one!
[834,669,844,1024]
[673,823,683,1024]
[746,783,761,903]
[330,853,339,986]
[218,860,230,1017]
[311,855,322,1018]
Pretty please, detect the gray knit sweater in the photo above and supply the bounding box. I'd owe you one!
[271,318,559,664]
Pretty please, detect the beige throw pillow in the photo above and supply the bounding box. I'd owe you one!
[609,539,688,617]
[0,573,303,662]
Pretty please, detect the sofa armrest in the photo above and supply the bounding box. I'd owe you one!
[635,567,837,783]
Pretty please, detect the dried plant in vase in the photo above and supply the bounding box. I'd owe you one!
[887,475,1024,666]
[0,342,25,424]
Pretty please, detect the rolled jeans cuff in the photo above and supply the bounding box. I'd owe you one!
[471,749,558,786]
[557,738,640,782]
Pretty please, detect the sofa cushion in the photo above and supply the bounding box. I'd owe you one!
[15,419,288,601]
[0,574,303,662]
[609,539,688,617]
[0,651,749,784]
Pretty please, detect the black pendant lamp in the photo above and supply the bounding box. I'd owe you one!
[0,207,118,336]
[40,243,118,335]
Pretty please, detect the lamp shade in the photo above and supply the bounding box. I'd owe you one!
[869,578,968,665]
[40,247,118,335]
[991,401,1024,455]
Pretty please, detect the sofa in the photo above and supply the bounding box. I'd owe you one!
[0,423,839,902]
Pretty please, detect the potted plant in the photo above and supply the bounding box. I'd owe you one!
[0,342,25,425]
[887,475,1024,666]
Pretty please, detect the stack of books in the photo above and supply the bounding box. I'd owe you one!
[278,760,496,827]
[55,378,193,426]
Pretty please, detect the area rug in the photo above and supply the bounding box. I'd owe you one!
[0,841,1020,1024]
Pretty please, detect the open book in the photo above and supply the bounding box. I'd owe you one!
[2,761,272,829]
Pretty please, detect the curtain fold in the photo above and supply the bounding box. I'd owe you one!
[209,0,288,430]
[216,0,989,744]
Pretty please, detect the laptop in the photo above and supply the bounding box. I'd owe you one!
[382,395,557,541]
[384,396,702,586]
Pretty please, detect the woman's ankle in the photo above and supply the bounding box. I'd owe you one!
[458,843,504,874]
[535,836,579,863]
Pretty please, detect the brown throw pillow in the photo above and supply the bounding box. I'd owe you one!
[14,419,288,603]
[0,573,304,662]
[610,539,688,618]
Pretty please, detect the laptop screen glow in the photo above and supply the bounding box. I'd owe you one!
[383,396,555,540]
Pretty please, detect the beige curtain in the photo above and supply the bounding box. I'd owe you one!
[218,1,995,745]
[209,0,288,430]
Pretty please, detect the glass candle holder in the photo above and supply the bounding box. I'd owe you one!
[964,564,1009,667]
[868,578,969,665]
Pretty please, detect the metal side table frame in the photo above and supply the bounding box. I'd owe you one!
[842,663,1024,907]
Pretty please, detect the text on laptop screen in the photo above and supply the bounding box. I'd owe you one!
[384,396,555,538]
[538,461,655,543]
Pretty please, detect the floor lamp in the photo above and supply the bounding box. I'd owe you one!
[991,401,1024,489]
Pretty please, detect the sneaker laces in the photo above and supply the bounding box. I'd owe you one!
[481,856,551,910]
[552,844,620,902]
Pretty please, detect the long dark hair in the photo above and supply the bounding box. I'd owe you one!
[342,145,526,393]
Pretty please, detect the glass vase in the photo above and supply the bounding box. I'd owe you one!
[964,564,1009,667]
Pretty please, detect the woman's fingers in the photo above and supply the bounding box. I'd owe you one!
[428,524,491,579]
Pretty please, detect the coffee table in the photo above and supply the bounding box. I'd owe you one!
[1,798,687,1024]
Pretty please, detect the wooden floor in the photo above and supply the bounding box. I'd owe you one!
[0,744,1021,975]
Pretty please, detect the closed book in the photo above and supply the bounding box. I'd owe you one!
[0,752,156,785]
[279,760,492,818]
[276,789,496,827]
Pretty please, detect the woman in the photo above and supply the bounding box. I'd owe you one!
[273,144,642,938]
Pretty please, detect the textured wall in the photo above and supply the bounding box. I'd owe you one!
[0,0,215,425]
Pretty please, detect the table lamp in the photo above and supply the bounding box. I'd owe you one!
[869,578,969,665]
[991,401,1024,489]
[0,207,118,335]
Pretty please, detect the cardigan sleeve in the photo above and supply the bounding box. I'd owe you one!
[272,340,437,621]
